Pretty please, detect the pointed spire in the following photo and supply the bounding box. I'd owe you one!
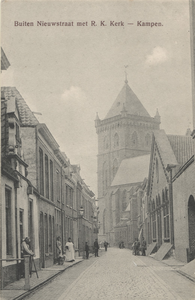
[155,108,160,117]
[95,112,100,120]
[124,65,128,84]
[95,112,100,127]
[186,127,192,136]
[154,108,161,124]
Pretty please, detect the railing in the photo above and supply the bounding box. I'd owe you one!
[0,255,32,290]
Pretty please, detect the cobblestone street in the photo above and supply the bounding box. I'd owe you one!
[25,248,194,300]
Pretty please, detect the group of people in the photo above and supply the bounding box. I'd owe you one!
[132,237,147,256]
[56,237,75,265]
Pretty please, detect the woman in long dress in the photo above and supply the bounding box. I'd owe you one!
[65,237,75,262]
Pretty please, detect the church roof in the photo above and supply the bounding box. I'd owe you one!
[111,154,150,187]
[105,81,150,119]
[153,130,178,168]
[167,134,194,166]
[1,87,39,126]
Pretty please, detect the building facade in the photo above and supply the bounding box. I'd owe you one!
[95,79,160,244]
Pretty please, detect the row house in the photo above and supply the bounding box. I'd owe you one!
[145,130,195,262]
[1,84,97,286]
[1,91,40,287]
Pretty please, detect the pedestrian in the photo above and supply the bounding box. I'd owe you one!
[134,238,140,256]
[141,237,147,256]
[65,237,75,262]
[85,242,89,259]
[21,237,34,277]
[132,239,136,255]
[94,238,99,257]
[56,236,62,265]
[104,241,108,251]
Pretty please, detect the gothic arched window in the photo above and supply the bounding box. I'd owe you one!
[103,209,106,234]
[102,162,108,193]
[113,133,119,148]
[132,131,138,146]
[113,159,118,178]
[145,133,151,147]
[122,190,127,211]
[104,136,109,150]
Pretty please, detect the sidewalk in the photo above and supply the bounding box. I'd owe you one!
[1,258,83,300]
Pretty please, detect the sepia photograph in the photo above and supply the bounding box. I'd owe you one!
[1,0,195,299]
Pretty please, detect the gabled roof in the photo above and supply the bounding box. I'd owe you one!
[1,87,39,126]
[111,154,150,187]
[154,130,178,168]
[1,48,10,71]
[105,81,150,119]
[167,135,194,166]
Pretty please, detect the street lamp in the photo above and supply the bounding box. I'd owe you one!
[78,206,84,258]
[79,206,84,217]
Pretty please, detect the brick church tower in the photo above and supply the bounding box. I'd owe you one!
[95,78,161,242]
[95,79,161,199]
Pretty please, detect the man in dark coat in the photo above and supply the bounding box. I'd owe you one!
[104,241,108,251]
[85,242,89,259]
[94,239,99,257]
[141,237,147,256]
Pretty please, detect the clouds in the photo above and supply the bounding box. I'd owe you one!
[61,86,87,105]
[145,46,168,66]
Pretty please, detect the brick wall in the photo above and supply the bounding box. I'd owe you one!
[173,161,195,262]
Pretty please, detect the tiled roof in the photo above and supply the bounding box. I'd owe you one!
[105,81,150,119]
[167,134,194,166]
[111,154,150,187]
[1,87,39,126]
[1,99,9,157]
[154,130,178,168]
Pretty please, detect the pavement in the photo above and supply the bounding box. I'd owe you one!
[0,257,84,300]
[0,249,194,300]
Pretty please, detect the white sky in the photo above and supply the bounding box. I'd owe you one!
[1,0,193,196]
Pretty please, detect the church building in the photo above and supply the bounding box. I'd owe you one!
[95,78,160,244]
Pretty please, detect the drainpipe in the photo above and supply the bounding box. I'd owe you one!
[166,164,176,247]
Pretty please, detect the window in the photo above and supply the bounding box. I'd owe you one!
[39,148,44,196]
[104,136,109,150]
[152,213,156,240]
[50,160,53,201]
[5,188,12,255]
[163,205,169,239]
[103,209,106,234]
[145,134,151,147]
[132,131,138,146]
[49,215,52,252]
[28,200,33,250]
[45,155,49,199]
[113,133,119,148]
[102,162,108,193]
[56,169,60,202]
[113,159,118,178]
[122,190,127,211]
[15,123,20,142]
[44,214,48,253]
[19,209,24,244]
[66,185,68,205]
[156,158,159,183]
